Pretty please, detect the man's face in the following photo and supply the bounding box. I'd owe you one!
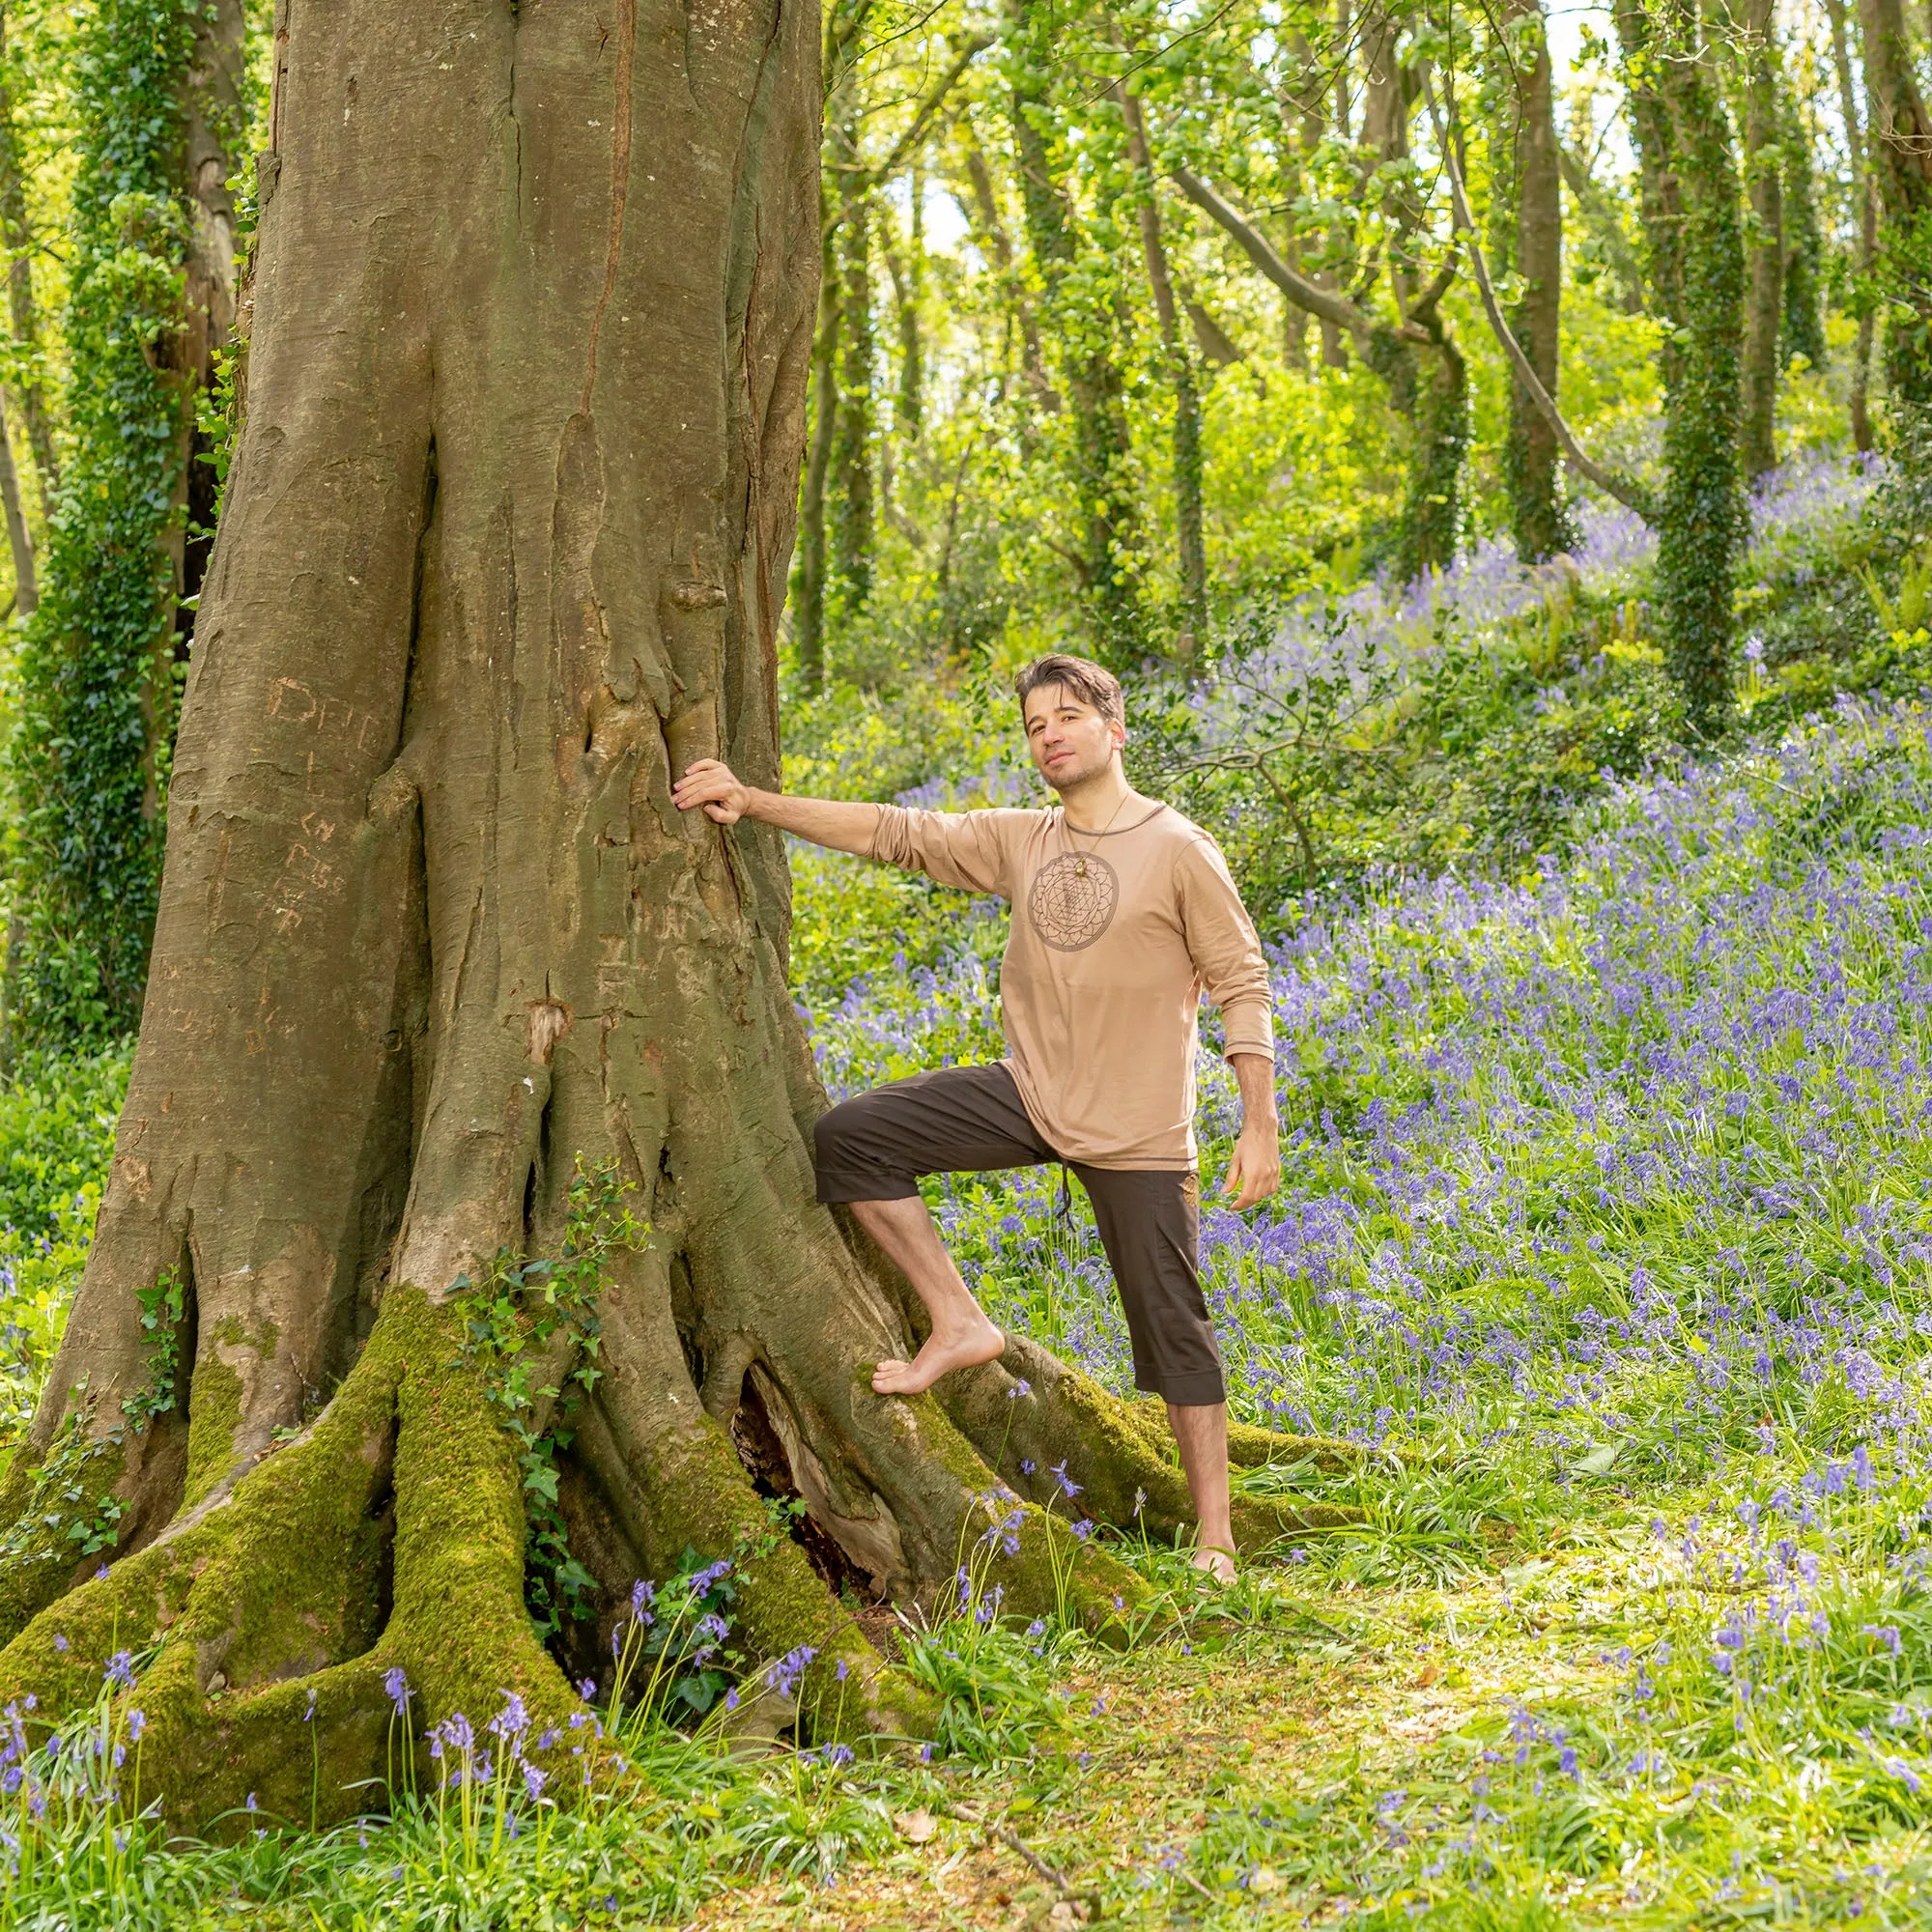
[1022,683,1125,790]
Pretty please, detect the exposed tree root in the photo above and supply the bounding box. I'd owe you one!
[0,1290,576,1829]
[942,1335,1366,1551]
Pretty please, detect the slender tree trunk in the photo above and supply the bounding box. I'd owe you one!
[878,204,926,546]
[830,155,874,619]
[0,0,1345,1827]
[1276,30,1321,370]
[4,0,248,1054]
[1737,0,1785,480]
[0,385,32,611]
[959,132,1055,412]
[1618,0,1747,727]
[1357,5,1464,579]
[795,250,837,690]
[1492,0,1574,561]
[1856,0,1932,414]
[1779,80,1828,370]
[1323,0,1353,368]
[1118,75,1207,644]
[171,0,246,647]
[886,169,923,441]
[1558,140,1647,313]
[1825,0,1878,447]
[0,1,55,503]
[1009,0,1143,661]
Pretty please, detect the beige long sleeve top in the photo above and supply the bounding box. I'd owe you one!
[869,799,1274,1168]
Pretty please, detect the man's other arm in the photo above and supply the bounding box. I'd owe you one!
[1223,1051,1281,1209]
[672,758,882,857]
[1176,838,1282,1209]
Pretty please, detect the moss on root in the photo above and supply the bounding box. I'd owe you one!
[940,1347,1363,1555]
[182,1357,244,1507]
[582,1383,940,1745]
[0,1288,590,1830]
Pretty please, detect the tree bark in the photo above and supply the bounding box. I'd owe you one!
[1009,0,1145,661]
[1856,0,1932,415]
[1736,0,1784,481]
[0,0,55,503]
[1825,0,1877,448]
[1617,0,1747,727]
[1491,0,1574,561]
[1117,72,1207,645]
[0,0,1344,1827]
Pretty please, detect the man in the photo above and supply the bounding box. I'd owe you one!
[672,653,1280,1581]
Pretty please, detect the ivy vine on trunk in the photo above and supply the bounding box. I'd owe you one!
[3,0,247,1058]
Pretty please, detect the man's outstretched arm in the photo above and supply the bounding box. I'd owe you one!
[672,758,881,857]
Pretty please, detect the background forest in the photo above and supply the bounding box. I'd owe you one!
[0,0,1928,1923]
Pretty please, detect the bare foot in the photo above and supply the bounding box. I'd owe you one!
[871,1317,1004,1395]
[1190,1545,1236,1587]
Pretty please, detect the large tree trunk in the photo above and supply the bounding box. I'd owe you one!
[0,0,1340,1829]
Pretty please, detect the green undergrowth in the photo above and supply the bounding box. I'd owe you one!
[0,1044,129,1469]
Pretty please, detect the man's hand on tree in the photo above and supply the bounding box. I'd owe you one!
[673,757,752,824]
[1222,1118,1282,1210]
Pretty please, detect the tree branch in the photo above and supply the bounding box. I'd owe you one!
[1420,73,1658,525]
[1171,164,1434,348]
[824,31,995,237]
[874,33,994,183]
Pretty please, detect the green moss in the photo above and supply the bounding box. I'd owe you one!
[182,1357,243,1506]
[213,1312,278,1355]
[0,1288,591,1830]
[377,1289,577,1756]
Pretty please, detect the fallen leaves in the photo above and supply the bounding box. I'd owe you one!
[894,1807,939,1844]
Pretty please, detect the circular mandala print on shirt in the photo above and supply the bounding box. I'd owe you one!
[1027,851,1120,952]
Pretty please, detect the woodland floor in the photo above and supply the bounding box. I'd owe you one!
[8,490,1932,1922]
[691,1568,1619,1931]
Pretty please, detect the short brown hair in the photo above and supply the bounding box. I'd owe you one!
[1012,653,1124,726]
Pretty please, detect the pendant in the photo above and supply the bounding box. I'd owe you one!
[1074,857,1088,877]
